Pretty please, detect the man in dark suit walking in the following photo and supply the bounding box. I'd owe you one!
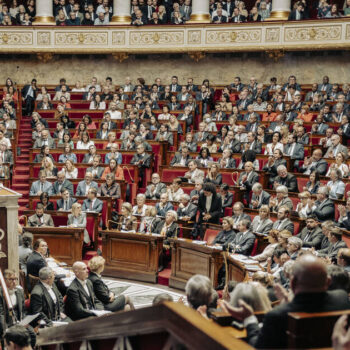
[21,79,37,116]
[220,255,350,349]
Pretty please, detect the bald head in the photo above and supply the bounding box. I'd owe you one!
[72,261,89,281]
[291,255,330,294]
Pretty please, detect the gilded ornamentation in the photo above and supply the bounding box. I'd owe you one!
[188,30,201,44]
[37,32,51,45]
[112,52,129,62]
[54,32,108,45]
[0,32,32,45]
[266,28,280,42]
[130,31,184,45]
[36,53,54,63]
[206,29,261,44]
[112,31,126,45]
[188,51,205,62]
[284,26,341,41]
[266,49,285,62]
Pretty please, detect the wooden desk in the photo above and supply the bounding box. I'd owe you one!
[226,255,249,283]
[169,239,223,290]
[100,230,164,283]
[24,227,83,265]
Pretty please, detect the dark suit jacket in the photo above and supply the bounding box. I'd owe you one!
[313,198,335,222]
[249,191,270,209]
[238,171,259,192]
[65,278,103,321]
[27,251,47,277]
[297,226,323,249]
[212,230,236,246]
[198,193,222,224]
[340,212,350,231]
[213,15,227,22]
[155,202,174,217]
[272,219,294,234]
[154,221,179,244]
[247,290,350,349]
[130,153,151,168]
[98,183,121,199]
[318,240,348,260]
[56,197,77,210]
[30,281,64,324]
[170,153,192,166]
[228,231,256,255]
[52,179,74,196]
[274,173,298,193]
[177,203,198,221]
[82,198,103,213]
[145,183,167,199]
[88,272,112,305]
[221,192,234,210]
[284,143,304,160]
[302,159,328,176]
[288,9,307,20]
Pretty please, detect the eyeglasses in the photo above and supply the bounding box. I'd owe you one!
[6,278,18,281]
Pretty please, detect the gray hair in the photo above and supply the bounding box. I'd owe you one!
[39,267,53,281]
[57,170,65,177]
[277,165,287,173]
[185,274,213,309]
[283,260,295,277]
[252,183,262,192]
[276,185,288,195]
[288,236,303,249]
[166,210,178,221]
[136,193,146,200]
[318,186,329,197]
[181,194,190,202]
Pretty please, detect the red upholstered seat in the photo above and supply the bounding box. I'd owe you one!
[203,229,220,245]
[24,299,30,311]
[160,168,186,182]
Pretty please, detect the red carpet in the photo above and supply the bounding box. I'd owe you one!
[158,267,171,286]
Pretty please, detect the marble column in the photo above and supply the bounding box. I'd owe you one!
[267,0,291,20]
[111,0,131,25]
[33,0,55,25]
[188,0,210,23]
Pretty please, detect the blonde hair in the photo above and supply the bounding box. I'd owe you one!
[42,156,54,171]
[71,202,81,215]
[88,256,106,272]
[222,216,234,229]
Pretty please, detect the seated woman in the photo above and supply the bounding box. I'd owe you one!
[269,185,293,212]
[327,168,345,200]
[57,132,74,149]
[303,170,320,195]
[140,206,162,233]
[264,132,284,156]
[96,121,109,140]
[201,134,218,154]
[68,202,90,244]
[34,145,54,163]
[196,147,213,168]
[58,143,77,163]
[88,256,133,312]
[54,104,68,120]
[252,229,279,266]
[140,104,154,120]
[139,123,153,141]
[40,157,58,179]
[101,158,124,181]
[79,114,97,130]
[251,205,274,235]
[154,210,179,271]
[277,230,293,249]
[262,104,277,122]
[98,173,121,200]
[89,94,106,110]
[112,202,138,232]
[167,114,183,135]
[156,192,174,217]
[60,115,75,129]
[73,122,87,139]
[296,191,312,218]
[218,94,233,113]
[263,149,287,185]
[132,193,147,216]
[296,104,313,122]
[62,159,78,179]
[149,115,160,131]
[167,178,184,202]
[76,131,94,150]
[37,192,54,211]
[103,131,117,149]
[326,152,349,178]
[105,143,122,165]
[158,105,171,121]
[59,96,71,110]
[204,163,222,186]
[212,217,236,247]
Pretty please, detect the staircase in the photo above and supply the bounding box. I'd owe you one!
[11,116,32,213]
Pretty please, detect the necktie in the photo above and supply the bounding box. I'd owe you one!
[304,231,312,242]
[40,183,43,191]
[89,201,93,210]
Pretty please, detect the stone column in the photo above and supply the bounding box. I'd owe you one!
[267,0,291,20]
[33,0,55,25]
[111,0,131,25]
[188,0,210,23]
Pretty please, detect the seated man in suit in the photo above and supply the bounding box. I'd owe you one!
[324,134,349,159]
[57,188,77,211]
[82,145,98,164]
[155,193,174,218]
[232,202,251,230]
[317,228,348,262]
[219,183,234,216]
[145,173,166,200]
[170,145,192,167]
[184,160,205,184]
[52,171,73,196]
[273,165,298,193]
[227,219,255,255]
[297,214,323,249]
[65,261,104,321]
[76,172,98,196]
[238,161,259,204]
[308,186,335,222]
[250,183,270,209]
[82,188,103,213]
[26,239,48,278]
[29,170,54,196]
[269,185,294,213]
[177,194,197,222]
[272,206,294,234]
[86,155,104,180]
[27,203,54,227]
[30,267,71,325]
[33,129,55,149]
[300,148,328,175]
[220,255,350,349]
[338,198,350,230]
[284,133,304,169]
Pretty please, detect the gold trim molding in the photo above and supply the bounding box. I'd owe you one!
[112,52,129,62]
[266,11,290,21]
[188,51,206,62]
[187,13,211,24]
[265,49,285,62]
[110,15,131,25]
[36,53,54,63]
[33,16,55,25]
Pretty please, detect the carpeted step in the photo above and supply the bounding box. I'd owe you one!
[12,177,29,184]
[14,167,29,175]
[18,199,28,206]
[11,184,29,191]
[158,267,171,286]
[84,251,98,261]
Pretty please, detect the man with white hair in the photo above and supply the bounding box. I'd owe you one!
[324,134,348,159]
[177,194,197,221]
[273,165,298,193]
[185,274,214,310]
[30,267,71,325]
[65,262,104,321]
[75,172,98,196]
[52,171,73,195]
[250,183,270,209]
[308,186,335,222]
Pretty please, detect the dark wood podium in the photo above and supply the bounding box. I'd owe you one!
[24,227,84,266]
[169,239,224,290]
[101,230,164,283]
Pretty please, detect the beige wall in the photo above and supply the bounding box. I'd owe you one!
[3,53,350,87]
